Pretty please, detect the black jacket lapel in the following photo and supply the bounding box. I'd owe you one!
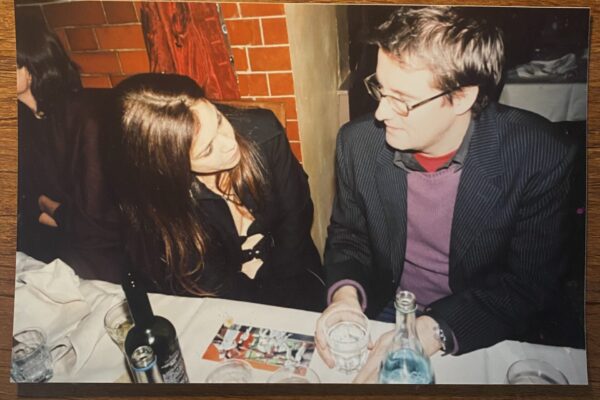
[450,107,504,284]
[375,144,408,286]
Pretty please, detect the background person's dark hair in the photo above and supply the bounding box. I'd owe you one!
[15,11,81,116]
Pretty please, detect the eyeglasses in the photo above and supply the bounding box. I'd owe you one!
[364,73,458,117]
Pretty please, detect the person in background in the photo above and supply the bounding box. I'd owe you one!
[16,12,124,281]
[108,73,325,311]
[315,6,577,381]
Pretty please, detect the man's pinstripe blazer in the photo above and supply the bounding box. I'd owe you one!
[324,102,577,355]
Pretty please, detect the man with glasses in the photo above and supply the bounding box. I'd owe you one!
[315,6,576,380]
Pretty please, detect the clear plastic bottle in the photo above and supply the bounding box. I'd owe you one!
[378,291,434,384]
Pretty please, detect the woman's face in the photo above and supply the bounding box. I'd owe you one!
[189,100,241,174]
[16,66,32,97]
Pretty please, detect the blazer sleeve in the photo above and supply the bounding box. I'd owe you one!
[425,136,578,354]
[323,124,375,305]
[259,113,323,282]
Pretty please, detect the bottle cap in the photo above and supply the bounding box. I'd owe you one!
[394,291,417,313]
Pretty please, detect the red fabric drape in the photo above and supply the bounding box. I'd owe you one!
[140,2,240,100]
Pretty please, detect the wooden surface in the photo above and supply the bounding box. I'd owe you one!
[2,0,600,398]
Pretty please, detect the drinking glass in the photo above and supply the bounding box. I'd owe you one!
[324,308,370,374]
[11,329,53,383]
[205,359,253,383]
[506,359,569,384]
[104,299,134,351]
[267,365,320,383]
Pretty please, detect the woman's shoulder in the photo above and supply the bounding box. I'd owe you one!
[216,104,284,145]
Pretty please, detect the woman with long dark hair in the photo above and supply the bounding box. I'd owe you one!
[16,12,123,281]
[110,73,325,311]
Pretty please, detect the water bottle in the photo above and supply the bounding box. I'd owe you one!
[378,291,434,384]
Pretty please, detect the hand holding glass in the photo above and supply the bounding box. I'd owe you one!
[324,308,370,374]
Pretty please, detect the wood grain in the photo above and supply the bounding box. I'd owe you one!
[2,0,600,398]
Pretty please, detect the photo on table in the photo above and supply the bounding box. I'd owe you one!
[12,0,589,386]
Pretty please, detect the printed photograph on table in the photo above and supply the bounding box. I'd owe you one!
[11,0,590,386]
[202,323,316,373]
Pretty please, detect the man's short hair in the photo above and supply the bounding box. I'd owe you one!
[368,6,504,117]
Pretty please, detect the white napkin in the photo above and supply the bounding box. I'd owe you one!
[516,53,577,78]
[13,253,125,381]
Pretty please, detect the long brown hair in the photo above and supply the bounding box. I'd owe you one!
[111,73,266,295]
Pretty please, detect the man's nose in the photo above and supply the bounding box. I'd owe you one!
[374,97,394,122]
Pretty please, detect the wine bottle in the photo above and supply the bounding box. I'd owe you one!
[378,291,435,384]
[123,271,189,383]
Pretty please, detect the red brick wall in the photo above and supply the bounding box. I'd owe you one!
[16,1,303,161]
[17,1,149,88]
[220,2,302,161]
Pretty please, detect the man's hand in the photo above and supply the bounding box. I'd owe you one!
[315,285,365,368]
[352,315,443,383]
[38,195,61,228]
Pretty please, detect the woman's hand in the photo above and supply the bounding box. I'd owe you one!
[315,285,368,368]
[38,195,61,227]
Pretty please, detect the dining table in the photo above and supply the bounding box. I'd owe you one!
[12,252,588,385]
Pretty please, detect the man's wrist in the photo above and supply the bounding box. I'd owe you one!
[331,285,360,307]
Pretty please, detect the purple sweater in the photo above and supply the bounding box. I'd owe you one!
[400,167,462,309]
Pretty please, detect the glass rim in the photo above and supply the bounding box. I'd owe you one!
[506,358,569,384]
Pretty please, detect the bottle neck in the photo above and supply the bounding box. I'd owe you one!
[394,308,418,340]
[122,271,155,328]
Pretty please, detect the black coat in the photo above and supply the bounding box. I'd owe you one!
[325,103,577,354]
[132,106,325,312]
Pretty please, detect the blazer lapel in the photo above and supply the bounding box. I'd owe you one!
[450,107,504,277]
[375,143,408,285]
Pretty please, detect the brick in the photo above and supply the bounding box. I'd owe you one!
[110,75,129,87]
[268,96,297,119]
[95,26,145,50]
[53,28,70,52]
[70,52,121,74]
[286,120,299,141]
[43,1,106,28]
[289,141,302,163]
[261,17,288,45]
[231,48,248,71]
[220,3,239,18]
[80,75,112,88]
[240,3,284,17]
[237,73,268,97]
[65,28,97,51]
[225,19,261,46]
[133,2,143,21]
[103,1,138,24]
[248,46,291,71]
[118,51,150,73]
[268,73,294,96]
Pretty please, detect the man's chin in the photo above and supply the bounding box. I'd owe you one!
[385,133,412,152]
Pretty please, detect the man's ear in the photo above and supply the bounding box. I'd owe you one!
[452,86,479,115]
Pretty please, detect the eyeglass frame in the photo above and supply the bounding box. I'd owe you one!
[363,73,460,116]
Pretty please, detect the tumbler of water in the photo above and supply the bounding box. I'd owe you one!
[11,329,53,383]
[324,308,370,374]
[104,299,134,351]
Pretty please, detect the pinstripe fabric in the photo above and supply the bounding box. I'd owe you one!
[324,103,577,355]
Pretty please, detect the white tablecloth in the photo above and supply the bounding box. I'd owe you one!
[13,255,588,384]
[499,82,587,122]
